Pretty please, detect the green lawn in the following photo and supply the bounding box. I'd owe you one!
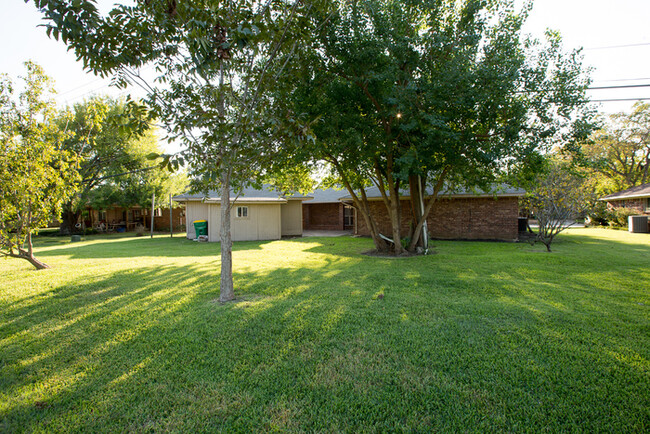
[1,229,648,432]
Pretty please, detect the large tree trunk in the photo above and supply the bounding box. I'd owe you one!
[219,168,235,302]
[59,208,80,235]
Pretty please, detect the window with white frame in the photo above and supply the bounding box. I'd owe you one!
[646,197,650,211]
[236,206,249,218]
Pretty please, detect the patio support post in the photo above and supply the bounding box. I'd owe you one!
[151,193,155,238]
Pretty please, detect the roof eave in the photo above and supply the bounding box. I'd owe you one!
[339,193,524,201]
[600,193,650,201]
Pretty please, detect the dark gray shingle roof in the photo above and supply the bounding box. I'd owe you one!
[600,183,650,201]
[307,188,349,204]
[173,185,311,202]
[340,184,525,200]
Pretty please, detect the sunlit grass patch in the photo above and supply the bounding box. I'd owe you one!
[0,229,648,431]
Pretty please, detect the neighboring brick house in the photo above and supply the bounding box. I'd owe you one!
[600,183,650,215]
[85,205,185,232]
[341,186,525,241]
[302,189,354,231]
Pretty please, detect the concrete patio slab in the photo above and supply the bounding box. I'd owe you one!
[302,230,353,238]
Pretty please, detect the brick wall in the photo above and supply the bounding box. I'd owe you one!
[153,207,185,230]
[607,199,649,215]
[355,197,519,241]
[303,203,344,230]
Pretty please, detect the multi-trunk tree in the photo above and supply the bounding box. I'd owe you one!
[0,62,79,269]
[288,0,594,254]
[521,160,589,252]
[31,0,326,300]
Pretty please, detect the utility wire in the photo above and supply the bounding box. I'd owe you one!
[584,42,650,51]
[57,77,107,97]
[594,77,650,83]
[588,84,650,90]
[591,97,650,103]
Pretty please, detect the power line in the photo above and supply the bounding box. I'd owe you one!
[584,42,650,51]
[588,84,650,90]
[57,77,107,97]
[591,97,650,103]
[594,77,650,83]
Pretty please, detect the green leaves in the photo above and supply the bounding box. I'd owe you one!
[0,63,80,265]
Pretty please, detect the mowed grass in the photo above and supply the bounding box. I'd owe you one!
[0,229,648,432]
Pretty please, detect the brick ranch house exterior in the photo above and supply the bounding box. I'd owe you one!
[302,189,354,231]
[600,183,650,215]
[340,186,526,241]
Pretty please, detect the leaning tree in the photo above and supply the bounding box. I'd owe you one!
[0,62,80,269]
[288,0,595,254]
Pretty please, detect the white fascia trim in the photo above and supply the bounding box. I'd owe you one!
[600,194,650,201]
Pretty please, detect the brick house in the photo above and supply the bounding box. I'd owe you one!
[341,186,525,241]
[85,205,185,232]
[302,189,354,231]
[600,183,650,215]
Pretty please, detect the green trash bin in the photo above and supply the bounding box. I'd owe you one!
[193,220,208,237]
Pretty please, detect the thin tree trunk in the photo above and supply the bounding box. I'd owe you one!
[407,167,449,252]
[19,251,51,270]
[327,156,387,251]
[388,189,403,254]
[408,174,426,251]
[216,60,235,302]
[219,167,235,302]
[373,160,403,255]
[9,250,51,269]
[14,224,51,270]
[357,188,388,251]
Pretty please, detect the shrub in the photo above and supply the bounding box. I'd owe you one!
[609,207,638,227]
[586,202,610,227]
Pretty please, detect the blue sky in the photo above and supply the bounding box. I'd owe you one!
[2,0,650,152]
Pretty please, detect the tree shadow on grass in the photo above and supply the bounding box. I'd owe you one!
[2,233,648,431]
[32,235,279,260]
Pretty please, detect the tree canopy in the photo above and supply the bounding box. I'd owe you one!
[580,101,650,196]
[0,62,79,269]
[55,96,185,234]
[30,0,325,299]
[288,0,594,254]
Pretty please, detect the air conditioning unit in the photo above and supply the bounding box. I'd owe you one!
[628,215,649,233]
